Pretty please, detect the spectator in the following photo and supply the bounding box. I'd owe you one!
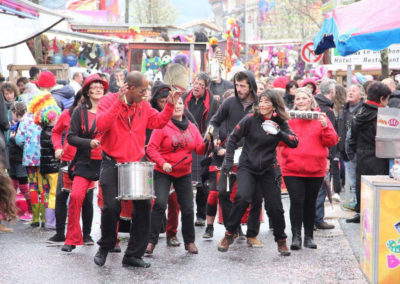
[283,80,299,110]
[29,66,40,82]
[69,72,84,94]
[16,77,29,94]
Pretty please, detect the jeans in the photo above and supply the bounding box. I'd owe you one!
[344,159,357,202]
[149,172,194,244]
[97,157,151,258]
[225,166,287,241]
[284,176,323,237]
[315,172,329,225]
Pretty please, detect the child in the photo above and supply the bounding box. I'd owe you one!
[31,93,61,229]
[8,101,31,221]
[15,94,43,227]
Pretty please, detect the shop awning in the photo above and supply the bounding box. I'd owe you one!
[0,0,67,48]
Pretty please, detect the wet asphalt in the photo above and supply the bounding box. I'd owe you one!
[0,192,367,284]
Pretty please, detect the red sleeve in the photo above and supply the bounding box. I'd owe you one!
[51,110,67,150]
[147,128,167,168]
[320,119,339,148]
[146,102,174,129]
[96,94,124,133]
[192,123,207,155]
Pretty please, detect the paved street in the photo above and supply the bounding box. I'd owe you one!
[0,192,367,284]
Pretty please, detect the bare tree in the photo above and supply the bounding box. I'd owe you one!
[130,0,178,25]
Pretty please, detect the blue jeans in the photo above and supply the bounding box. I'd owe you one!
[315,172,329,225]
[344,158,357,202]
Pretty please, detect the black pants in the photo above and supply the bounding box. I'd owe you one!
[330,159,341,194]
[284,176,323,237]
[218,172,262,238]
[225,166,287,241]
[149,172,194,244]
[192,152,207,219]
[55,163,93,236]
[97,157,151,258]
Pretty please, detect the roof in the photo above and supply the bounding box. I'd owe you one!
[181,20,222,32]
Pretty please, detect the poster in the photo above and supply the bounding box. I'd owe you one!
[379,190,400,283]
[360,180,374,282]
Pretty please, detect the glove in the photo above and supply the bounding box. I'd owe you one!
[221,161,233,174]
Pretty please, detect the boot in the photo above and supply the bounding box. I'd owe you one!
[30,203,40,227]
[290,229,302,250]
[277,239,291,256]
[45,208,56,229]
[304,235,317,249]
[40,203,45,228]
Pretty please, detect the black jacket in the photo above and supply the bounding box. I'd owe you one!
[0,93,9,168]
[347,102,389,174]
[337,100,363,160]
[9,123,23,164]
[315,93,337,159]
[67,105,101,181]
[388,90,400,108]
[210,70,258,142]
[283,93,295,110]
[222,114,298,175]
[40,125,59,174]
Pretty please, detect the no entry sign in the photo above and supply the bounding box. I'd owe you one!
[301,41,323,64]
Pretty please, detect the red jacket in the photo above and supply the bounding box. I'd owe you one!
[96,92,174,163]
[147,119,206,177]
[51,109,76,162]
[280,117,338,177]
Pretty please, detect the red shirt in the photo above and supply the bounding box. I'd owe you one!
[147,119,206,177]
[280,117,338,177]
[87,111,102,160]
[51,109,76,162]
[96,92,174,163]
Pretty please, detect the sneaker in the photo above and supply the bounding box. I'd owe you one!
[342,202,356,211]
[195,218,205,227]
[30,222,40,228]
[202,226,214,239]
[315,221,335,230]
[61,244,76,252]
[332,193,341,202]
[167,236,181,247]
[247,237,264,248]
[0,224,13,233]
[346,213,360,223]
[19,212,32,222]
[47,234,66,244]
[83,235,95,245]
[217,233,235,252]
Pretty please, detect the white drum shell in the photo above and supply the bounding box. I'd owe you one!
[117,162,155,200]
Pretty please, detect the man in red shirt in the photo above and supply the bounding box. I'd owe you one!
[94,71,180,268]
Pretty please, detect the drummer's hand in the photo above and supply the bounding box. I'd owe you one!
[167,90,182,105]
[90,139,101,148]
[118,83,129,104]
[163,162,172,173]
[319,114,328,128]
[55,149,63,160]
[217,148,226,156]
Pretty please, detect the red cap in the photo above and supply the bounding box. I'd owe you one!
[36,71,56,89]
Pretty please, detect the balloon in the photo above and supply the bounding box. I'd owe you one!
[64,53,78,67]
[52,53,64,64]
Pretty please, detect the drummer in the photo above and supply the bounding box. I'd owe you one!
[207,71,262,245]
[146,97,207,254]
[217,89,298,256]
[94,71,181,268]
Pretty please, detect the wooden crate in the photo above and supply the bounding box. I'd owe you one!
[7,64,69,83]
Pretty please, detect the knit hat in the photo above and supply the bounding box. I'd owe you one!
[36,71,56,89]
[28,92,61,126]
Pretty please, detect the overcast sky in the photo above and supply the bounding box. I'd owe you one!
[170,0,213,24]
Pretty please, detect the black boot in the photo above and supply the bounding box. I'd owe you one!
[290,229,302,250]
[304,236,317,249]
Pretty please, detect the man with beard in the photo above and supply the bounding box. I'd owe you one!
[208,71,265,247]
[183,73,219,227]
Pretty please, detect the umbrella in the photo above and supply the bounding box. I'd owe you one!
[314,0,400,56]
[323,176,334,209]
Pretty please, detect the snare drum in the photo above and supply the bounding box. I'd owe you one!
[261,120,279,135]
[116,162,155,200]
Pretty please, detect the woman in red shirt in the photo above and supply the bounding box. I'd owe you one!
[146,97,207,254]
[280,87,338,250]
[61,74,107,252]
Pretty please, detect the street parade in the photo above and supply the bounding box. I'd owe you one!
[1,0,400,283]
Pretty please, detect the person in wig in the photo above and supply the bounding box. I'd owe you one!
[31,93,61,229]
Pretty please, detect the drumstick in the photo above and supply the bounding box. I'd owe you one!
[172,156,188,168]
[227,172,230,192]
